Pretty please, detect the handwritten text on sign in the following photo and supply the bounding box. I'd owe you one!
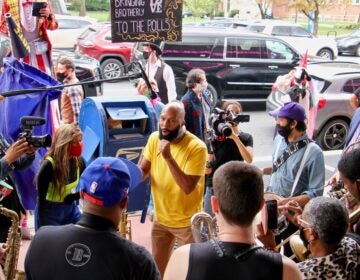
[111,0,182,42]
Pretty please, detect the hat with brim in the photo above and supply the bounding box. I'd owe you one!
[143,42,162,55]
[77,157,142,207]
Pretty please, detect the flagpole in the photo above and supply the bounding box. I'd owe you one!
[1,62,148,97]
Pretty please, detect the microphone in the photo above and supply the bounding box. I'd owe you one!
[21,116,46,127]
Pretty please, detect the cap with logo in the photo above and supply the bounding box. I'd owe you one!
[77,157,142,207]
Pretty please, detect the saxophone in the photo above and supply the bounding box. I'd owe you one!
[0,205,24,280]
[118,209,132,240]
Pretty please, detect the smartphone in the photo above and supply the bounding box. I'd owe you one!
[32,2,47,17]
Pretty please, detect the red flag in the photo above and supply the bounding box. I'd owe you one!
[299,49,308,69]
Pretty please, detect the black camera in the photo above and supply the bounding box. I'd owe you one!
[209,108,250,137]
[19,116,52,148]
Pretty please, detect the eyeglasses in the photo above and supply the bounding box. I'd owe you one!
[297,217,312,229]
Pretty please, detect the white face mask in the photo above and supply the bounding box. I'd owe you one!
[196,82,208,93]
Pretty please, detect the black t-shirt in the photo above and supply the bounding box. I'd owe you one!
[187,240,282,280]
[206,131,253,186]
[25,215,160,280]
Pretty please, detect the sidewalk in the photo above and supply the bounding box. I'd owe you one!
[17,212,153,272]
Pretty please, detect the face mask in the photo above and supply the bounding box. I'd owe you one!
[276,123,292,138]
[159,125,185,142]
[142,51,149,60]
[299,227,310,248]
[196,82,208,93]
[69,142,83,157]
[56,72,67,82]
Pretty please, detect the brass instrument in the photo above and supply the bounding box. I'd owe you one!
[190,212,217,243]
[118,209,132,240]
[0,205,24,280]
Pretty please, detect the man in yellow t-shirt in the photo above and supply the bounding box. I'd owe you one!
[139,101,207,277]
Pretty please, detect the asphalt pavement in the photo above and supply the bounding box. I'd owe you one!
[102,81,342,182]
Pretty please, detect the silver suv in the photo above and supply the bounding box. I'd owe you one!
[267,62,359,150]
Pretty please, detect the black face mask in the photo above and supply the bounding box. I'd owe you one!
[276,123,292,139]
[56,72,67,82]
[299,226,310,248]
[142,51,149,60]
[159,125,182,142]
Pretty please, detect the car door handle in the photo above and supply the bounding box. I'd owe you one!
[268,65,279,69]
[229,64,240,68]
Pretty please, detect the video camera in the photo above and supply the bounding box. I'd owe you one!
[209,107,249,138]
[19,116,52,148]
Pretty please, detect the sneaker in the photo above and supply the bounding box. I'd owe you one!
[21,227,34,240]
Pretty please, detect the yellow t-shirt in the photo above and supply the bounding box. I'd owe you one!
[143,131,207,228]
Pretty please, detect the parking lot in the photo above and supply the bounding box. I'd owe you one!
[102,80,343,182]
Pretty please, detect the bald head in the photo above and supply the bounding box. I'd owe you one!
[162,101,185,120]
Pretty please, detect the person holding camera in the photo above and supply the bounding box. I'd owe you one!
[204,101,253,215]
[263,102,325,256]
[181,68,213,142]
[164,161,302,280]
[35,123,85,229]
[0,132,37,242]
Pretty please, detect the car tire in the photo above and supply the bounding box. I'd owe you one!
[356,45,360,57]
[316,48,334,60]
[316,119,349,150]
[101,58,124,81]
[207,84,218,105]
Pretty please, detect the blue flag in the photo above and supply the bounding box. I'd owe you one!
[0,57,61,209]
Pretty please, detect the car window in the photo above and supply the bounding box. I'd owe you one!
[291,26,311,37]
[342,78,360,93]
[58,19,91,29]
[311,76,327,94]
[247,25,265,33]
[226,38,262,59]
[264,40,295,60]
[78,27,97,40]
[162,36,216,58]
[271,26,291,36]
[104,31,112,41]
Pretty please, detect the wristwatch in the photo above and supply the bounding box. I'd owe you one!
[47,14,53,21]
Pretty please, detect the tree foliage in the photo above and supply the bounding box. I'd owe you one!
[184,0,221,18]
[289,0,351,35]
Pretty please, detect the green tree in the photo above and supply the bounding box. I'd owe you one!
[289,0,350,35]
[256,0,287,19]
[184,0,221,18]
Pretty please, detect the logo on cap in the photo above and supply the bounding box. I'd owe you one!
[90,181,98,193]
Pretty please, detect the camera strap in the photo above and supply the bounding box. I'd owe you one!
[272,138,312,173]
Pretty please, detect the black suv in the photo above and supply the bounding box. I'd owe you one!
[133,28,301,106]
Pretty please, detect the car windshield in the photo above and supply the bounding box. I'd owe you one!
[351,29,360,36]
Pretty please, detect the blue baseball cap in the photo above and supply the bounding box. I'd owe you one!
[77,157,142,207]
[277,102,306,122]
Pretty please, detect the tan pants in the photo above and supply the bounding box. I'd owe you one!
[151,221,194,278]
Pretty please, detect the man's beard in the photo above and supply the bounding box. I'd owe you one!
[159,125,181,141]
